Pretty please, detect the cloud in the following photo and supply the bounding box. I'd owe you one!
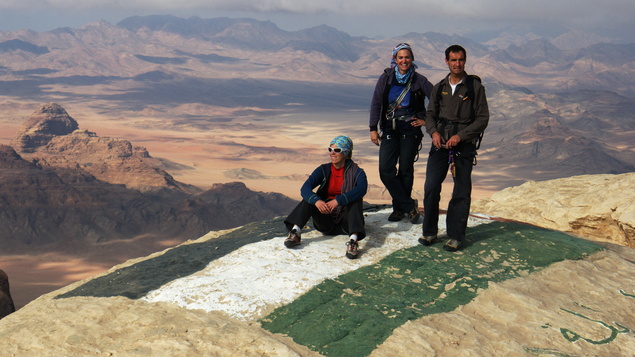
[1,0,634,39]
[5,0,635,24]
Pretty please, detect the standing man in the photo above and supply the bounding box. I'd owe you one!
[419,45,489,252]
[369,43,433,224]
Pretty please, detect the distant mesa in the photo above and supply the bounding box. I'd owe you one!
[224,167,308,182]
[224,168,270,180]
[11,103,79,153]
[11,103,194,193]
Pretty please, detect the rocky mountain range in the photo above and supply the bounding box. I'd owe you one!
[480,88,635,181]
[0,103,297,255]
[0,16,631,245]
[1,15,634,92]
[0,15,633,184]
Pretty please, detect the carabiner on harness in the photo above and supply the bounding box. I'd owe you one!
[448,149,456,177]
[413,139,422,163]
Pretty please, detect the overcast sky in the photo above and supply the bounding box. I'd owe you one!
[1,0,634,42]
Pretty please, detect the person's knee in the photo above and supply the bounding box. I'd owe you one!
[397,164,415,177]
[379,165,396,180]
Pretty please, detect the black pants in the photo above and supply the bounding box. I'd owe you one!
[378,129,421,213]
[284,199,366,240]
[422,143,475,241]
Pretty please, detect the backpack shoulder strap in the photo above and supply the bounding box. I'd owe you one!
[465,75,483,149]
[464,74,480,101]
[435,79,444,103]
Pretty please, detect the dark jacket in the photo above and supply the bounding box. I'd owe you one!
[425,73,489,143]
[301,159,367,207]
[369,67,434,132]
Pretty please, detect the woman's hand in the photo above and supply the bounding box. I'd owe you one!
[315,200,331,214]
[315,199,339,214]
[410,118,425,127]
[326,199,339,212]
[370,131,380,146]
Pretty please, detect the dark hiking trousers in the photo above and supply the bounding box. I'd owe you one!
[379,129,421,213]
[284,199,366,240]
[422,143,476,241]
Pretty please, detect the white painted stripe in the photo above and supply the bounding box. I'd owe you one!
[142,208,490,320]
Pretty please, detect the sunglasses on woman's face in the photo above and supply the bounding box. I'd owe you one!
[328,147,343,153]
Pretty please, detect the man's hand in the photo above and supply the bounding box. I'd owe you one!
[445,134,461,149]
[370,131,380,146]
[431,131,444,149]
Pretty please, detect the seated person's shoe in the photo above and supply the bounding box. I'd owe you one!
[418,235,437,246]
[284,229,301,248]
[408,199,420,223]
[388,210,405,221]
[443,239,462,252]
[345,239,359,259]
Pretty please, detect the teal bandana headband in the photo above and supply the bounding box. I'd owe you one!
[330,135,353,156]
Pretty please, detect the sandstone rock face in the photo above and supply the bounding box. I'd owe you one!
[0,144,36,169]
[472,173,635,247]
[10,103,79,153]
[0,296,320,356]
[0,144,207,249]
[183,182,299,229]
[11,103,195,193]
[36,129,192,192]
[0,104,298,253]
[0,270,15,319]
[0,145,296,251]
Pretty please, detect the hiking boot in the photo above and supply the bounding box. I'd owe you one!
[408,199,420,223]
[443,239,462,252]
[388,210,405,222]
[284,229,301,248]
[345,239,359,259]
[418,235,438,246]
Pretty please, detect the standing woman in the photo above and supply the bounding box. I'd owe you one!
[369,43,433,223]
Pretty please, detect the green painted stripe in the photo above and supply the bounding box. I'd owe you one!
[55,217,288,300]
[260,221,603,357]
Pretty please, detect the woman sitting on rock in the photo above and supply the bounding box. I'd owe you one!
[283,135,368,259]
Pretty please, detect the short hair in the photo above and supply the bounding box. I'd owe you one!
[445,45,467,60]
